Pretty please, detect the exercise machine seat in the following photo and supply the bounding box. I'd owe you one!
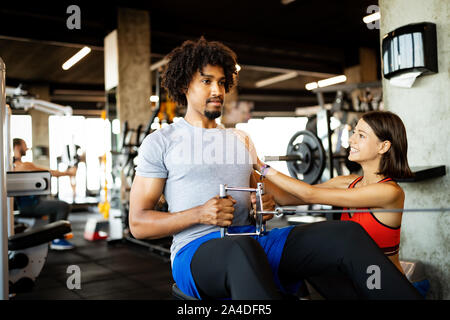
[172,283,198,300]
[8,220,72,251]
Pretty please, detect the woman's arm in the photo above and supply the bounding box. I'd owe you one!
[238,129,398,209]
[250,170,308,206]
[251,170,357,206]
[258,162,402,209]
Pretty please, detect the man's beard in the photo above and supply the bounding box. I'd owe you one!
[20,149,26,157]
[204,110,221,120]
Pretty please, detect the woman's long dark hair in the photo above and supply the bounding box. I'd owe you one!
[362,111,414,179]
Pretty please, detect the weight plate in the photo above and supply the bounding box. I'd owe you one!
[286,130,326,184]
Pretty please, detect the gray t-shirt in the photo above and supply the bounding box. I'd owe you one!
[135,118,253,263]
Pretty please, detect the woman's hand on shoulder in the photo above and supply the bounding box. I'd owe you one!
[231,129,260,169]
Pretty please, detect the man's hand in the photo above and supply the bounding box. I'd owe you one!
[250,192,275,222]
[198,195,236,227]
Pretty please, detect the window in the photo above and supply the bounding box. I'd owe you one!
[236,117,308,176]
[11,115,33,162]
[49,116,111,199]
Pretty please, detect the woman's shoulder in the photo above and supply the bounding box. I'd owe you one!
[384,179,405,199]
[315,174,360,189]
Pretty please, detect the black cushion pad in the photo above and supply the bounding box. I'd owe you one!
[8,220,72,251]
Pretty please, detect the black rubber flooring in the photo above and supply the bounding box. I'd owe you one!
[11,211,174,300]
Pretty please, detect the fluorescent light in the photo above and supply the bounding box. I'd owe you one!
[62,46,91,70]
[317,75,347,87]
[255,71,298,88]
[305,82,318,91]
[112,119,121,134]
[363,11,380,24]
[149,95,159,103]
[235,64,241,72]
[305,75,347,90]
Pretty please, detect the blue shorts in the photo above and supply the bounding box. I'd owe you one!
[172,225,299,299]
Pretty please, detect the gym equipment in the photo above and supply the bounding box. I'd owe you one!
[264,130,326,185]
[8,220,72,293]
[104,69,172,259]
[4,171,73,295]
[267,207,450,216]
[84,217,109,241]
[218,182,449,239]
[6,171,51,197]
[172,283,198,300]
[263,129,353,185]
[1,60,73,298]
[263,127,446,185]
[6,85,73,116]
[98,111,110,220]
[219,183,265,237]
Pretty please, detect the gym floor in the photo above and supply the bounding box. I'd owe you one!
[11,211,174,300]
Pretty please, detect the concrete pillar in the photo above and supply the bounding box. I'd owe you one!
[380,0,450,299]
[116,8,152,130]
[105,8,152,205]
[28,85,50,168]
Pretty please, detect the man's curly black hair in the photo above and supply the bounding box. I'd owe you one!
[161,37,238,106]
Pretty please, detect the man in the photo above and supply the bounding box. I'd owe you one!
[129,38,421,300]
[13,138,76,250]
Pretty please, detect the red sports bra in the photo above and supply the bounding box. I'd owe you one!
[340,176,400,256]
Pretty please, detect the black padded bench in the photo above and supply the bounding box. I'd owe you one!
[8,220,72,251]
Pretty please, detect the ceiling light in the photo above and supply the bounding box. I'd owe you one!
[305,82,318,91]
[363,11,381,24]
[305,75,347,91]
[255,71,298,88]
[62,46,91,70]
[317,75,347,87]
[149,95,159,103]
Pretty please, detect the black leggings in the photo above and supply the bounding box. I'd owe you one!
[191,221,422,300]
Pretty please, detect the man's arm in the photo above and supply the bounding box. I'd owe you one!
[129,176,236,239]
[14,161,76,177]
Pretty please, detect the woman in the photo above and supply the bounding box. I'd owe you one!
[253,111,413,272]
